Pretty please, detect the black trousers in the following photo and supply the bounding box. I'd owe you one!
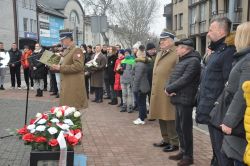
[50,73,58,93]
[94,87,103,101]
[175,104,193,159]
[43,67,48,89]
[10,66,21,87]
[23,68,33,87]
[85,76,90,99]
[104,78,111,97]
[208,125,234,166]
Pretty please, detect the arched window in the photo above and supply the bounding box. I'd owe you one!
[70,10,80,25]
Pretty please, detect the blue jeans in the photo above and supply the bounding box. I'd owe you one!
[135,92,147,121]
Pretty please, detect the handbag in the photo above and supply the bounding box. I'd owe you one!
[209,89,245,138]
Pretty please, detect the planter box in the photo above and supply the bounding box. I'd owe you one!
[30,150,74,166]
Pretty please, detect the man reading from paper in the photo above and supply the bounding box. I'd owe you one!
[51,29,88,110]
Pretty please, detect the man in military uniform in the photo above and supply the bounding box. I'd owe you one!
[51,29,88,110]
[149,31,179,152]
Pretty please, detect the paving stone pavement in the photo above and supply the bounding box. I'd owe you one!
[0,88,212,166]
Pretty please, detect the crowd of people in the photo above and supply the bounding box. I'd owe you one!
[1,17,250,166]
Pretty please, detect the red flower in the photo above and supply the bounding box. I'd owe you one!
[47,122,52,126]
[29,118,36,124]
[73,129,83,139]
[34,136,47,143]
[48,139,59,147]
[42,114,48,120]
[66,135,79,146]
[73,129,81,135]
[17,126,28,135]
[50,107,56,114]
[22,133,34,142]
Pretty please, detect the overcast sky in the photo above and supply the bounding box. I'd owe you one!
[150,0,171,36]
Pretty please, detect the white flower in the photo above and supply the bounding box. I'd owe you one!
[48,127,58,135]
[60,124,70,130]
[36,113,42,118]
[74,111,81,118]
[37,119,47,125]
[64,107,76,116]
[56,111,63,118]
[36,125,46,132]
[30,129,36,133]
[61,106,69,110]
[50,118,60,123]
[27,124,36,130]
[63,119,74,126]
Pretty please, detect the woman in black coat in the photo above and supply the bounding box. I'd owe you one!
[106,46,118,105]
[29,43,45,97]
[220,22,250,165]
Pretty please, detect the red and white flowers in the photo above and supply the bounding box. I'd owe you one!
[17,106,83,151]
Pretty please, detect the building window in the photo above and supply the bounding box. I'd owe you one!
[224,0,229,13]
[33,20,37,33]
[30,19,33,32]
[235,0,242,11]
[174,14,177,30]
[23,18,28,32]
[70,11,80,25]
[179,13,183,30]
[200,3,205,21]
[190,7,196,24]
[22,0,26,8]
[210,0,218,15]
[190,0,196,4]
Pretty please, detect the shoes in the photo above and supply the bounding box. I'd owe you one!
[177,158,193,166]
[132,105,138,110]
[56,94,60,98]
[91,99,97,102]
[120,107,127,112]
[11,86,15,89]
[163,145,179,152]
[148,119,156,121]
[109,99,118,105]
[36,89,43,97]
[50,92,57,96]
[169,152,183,160]
[104,96,111,99]
[17,87,21,90]
[31,87,34,90]
[153,141,170,147]
[128,106,133,113]
[96,100,103,103]
[0,85,5,90]
[133,118,145,125]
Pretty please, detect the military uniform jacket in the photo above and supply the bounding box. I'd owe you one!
[59,45,88,110]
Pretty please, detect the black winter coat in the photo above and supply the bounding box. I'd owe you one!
[166,51,201,106]
[8,49,22,66]
[196,38,236,124]
[104,54,117,85]
[29,50,45,79]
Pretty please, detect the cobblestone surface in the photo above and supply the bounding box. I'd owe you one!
[0,87,212,166]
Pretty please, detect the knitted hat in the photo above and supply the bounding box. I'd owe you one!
[118,49,125,55]
[124,48,132,55]
[146,43,156,50]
